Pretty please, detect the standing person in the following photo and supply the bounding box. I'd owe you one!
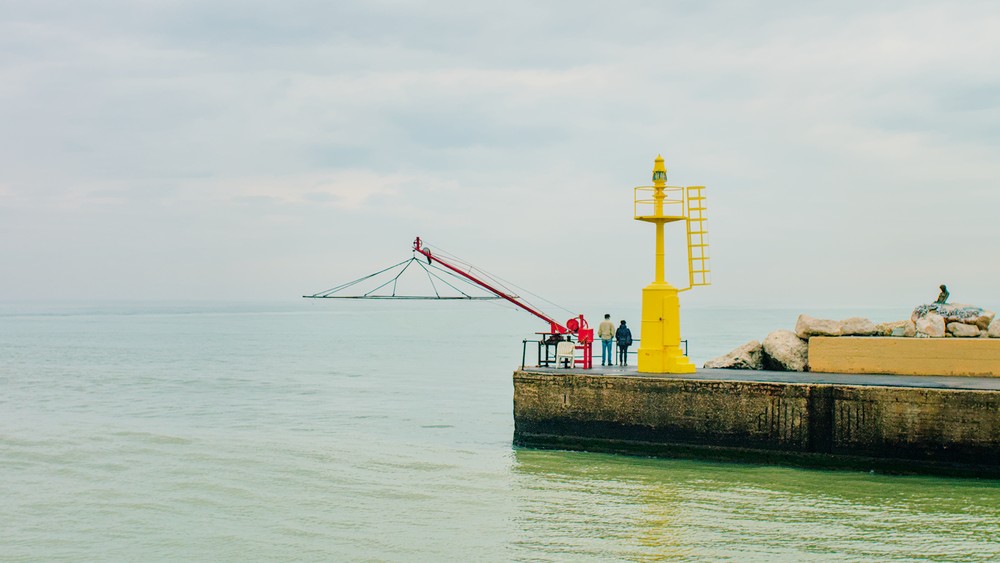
[615,320,633,366]
[597,314,615,366]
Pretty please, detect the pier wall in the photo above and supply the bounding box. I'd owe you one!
[513,370,1000,477]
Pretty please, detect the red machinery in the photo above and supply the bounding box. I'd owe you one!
[412,237,594,368]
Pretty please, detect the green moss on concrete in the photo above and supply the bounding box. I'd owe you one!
[513,369,1000,478]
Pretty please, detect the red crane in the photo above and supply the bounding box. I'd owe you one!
[412,237,594,368]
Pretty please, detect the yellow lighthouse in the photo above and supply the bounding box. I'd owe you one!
[634,155,710,373]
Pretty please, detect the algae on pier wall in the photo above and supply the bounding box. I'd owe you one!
[513,369,1000,476]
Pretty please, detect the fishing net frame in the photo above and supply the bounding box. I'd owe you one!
[302,257,503,300]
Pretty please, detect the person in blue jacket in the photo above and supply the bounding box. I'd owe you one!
[615,320,633,366]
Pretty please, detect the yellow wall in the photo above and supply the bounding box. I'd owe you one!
[809,337,1000,377]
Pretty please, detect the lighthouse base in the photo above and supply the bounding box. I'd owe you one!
[637,282,696,374]
[638,347,696,374]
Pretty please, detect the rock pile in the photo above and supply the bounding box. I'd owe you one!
[911,303,996,338]
[704,304,1000,372]
[702,332,808,372]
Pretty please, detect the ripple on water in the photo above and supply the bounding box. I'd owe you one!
[3,303,1000,561]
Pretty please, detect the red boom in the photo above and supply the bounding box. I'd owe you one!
[412,238,593,361]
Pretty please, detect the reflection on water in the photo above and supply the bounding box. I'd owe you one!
[512,449,1000,561]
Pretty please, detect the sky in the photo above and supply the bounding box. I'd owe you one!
[2,0,999,311]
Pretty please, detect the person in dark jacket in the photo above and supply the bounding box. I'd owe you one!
[615,320,632,366]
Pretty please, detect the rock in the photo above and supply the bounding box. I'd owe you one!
[704,340,763,370]
[796,314,877,338]
[841,317,878,336]
[912,303,996,329]
[947,322,980,338]
[875,320,916,337]
[977,310,997,330]
[915,313,946,338]
[989,317,1000,338]
[795,314,842,338]
[762,330,809,371]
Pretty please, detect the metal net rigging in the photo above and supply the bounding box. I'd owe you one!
[303,256,503,300]
[303,237,579,334]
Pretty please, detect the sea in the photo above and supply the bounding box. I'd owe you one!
[2,300,998,561]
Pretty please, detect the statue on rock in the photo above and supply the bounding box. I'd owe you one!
[935,284,949,304]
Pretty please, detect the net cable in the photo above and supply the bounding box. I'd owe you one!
[303,255,502,300]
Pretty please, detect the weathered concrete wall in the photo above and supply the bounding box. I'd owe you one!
[513,370,1000,477]
[809,337,1000,376]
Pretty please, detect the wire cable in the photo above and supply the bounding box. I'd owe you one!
[303,257,501,300]
[425,241,576,317]
[305,258,411,297]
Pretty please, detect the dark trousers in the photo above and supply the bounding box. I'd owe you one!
[618,345,629,365]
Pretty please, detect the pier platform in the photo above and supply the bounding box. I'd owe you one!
[513,366,1000,477]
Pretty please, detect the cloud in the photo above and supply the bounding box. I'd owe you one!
[1,1,999,307]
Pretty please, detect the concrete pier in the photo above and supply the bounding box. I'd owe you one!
[513,367,1000,477]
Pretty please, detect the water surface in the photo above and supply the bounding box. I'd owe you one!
[2,301,997,560]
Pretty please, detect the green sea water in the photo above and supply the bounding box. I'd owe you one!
[2,301,998,561]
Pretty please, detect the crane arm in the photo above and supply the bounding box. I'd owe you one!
[412,237,570,334]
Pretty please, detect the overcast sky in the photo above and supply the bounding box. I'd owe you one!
[2,1,998,311]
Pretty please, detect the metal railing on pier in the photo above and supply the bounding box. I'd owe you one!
[520,338,688,370]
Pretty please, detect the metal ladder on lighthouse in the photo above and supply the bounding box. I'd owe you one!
[683,186,711,290]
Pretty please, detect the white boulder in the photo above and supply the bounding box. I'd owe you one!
[875,320,916,337]
[989,317,1000,338]
[841,317,878,336]
[976,309,997,330]
[947,322,980,338]
[762,330,809,372]
[795,315,843,338]
[915,313,946,338]
[704,340,763,370]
